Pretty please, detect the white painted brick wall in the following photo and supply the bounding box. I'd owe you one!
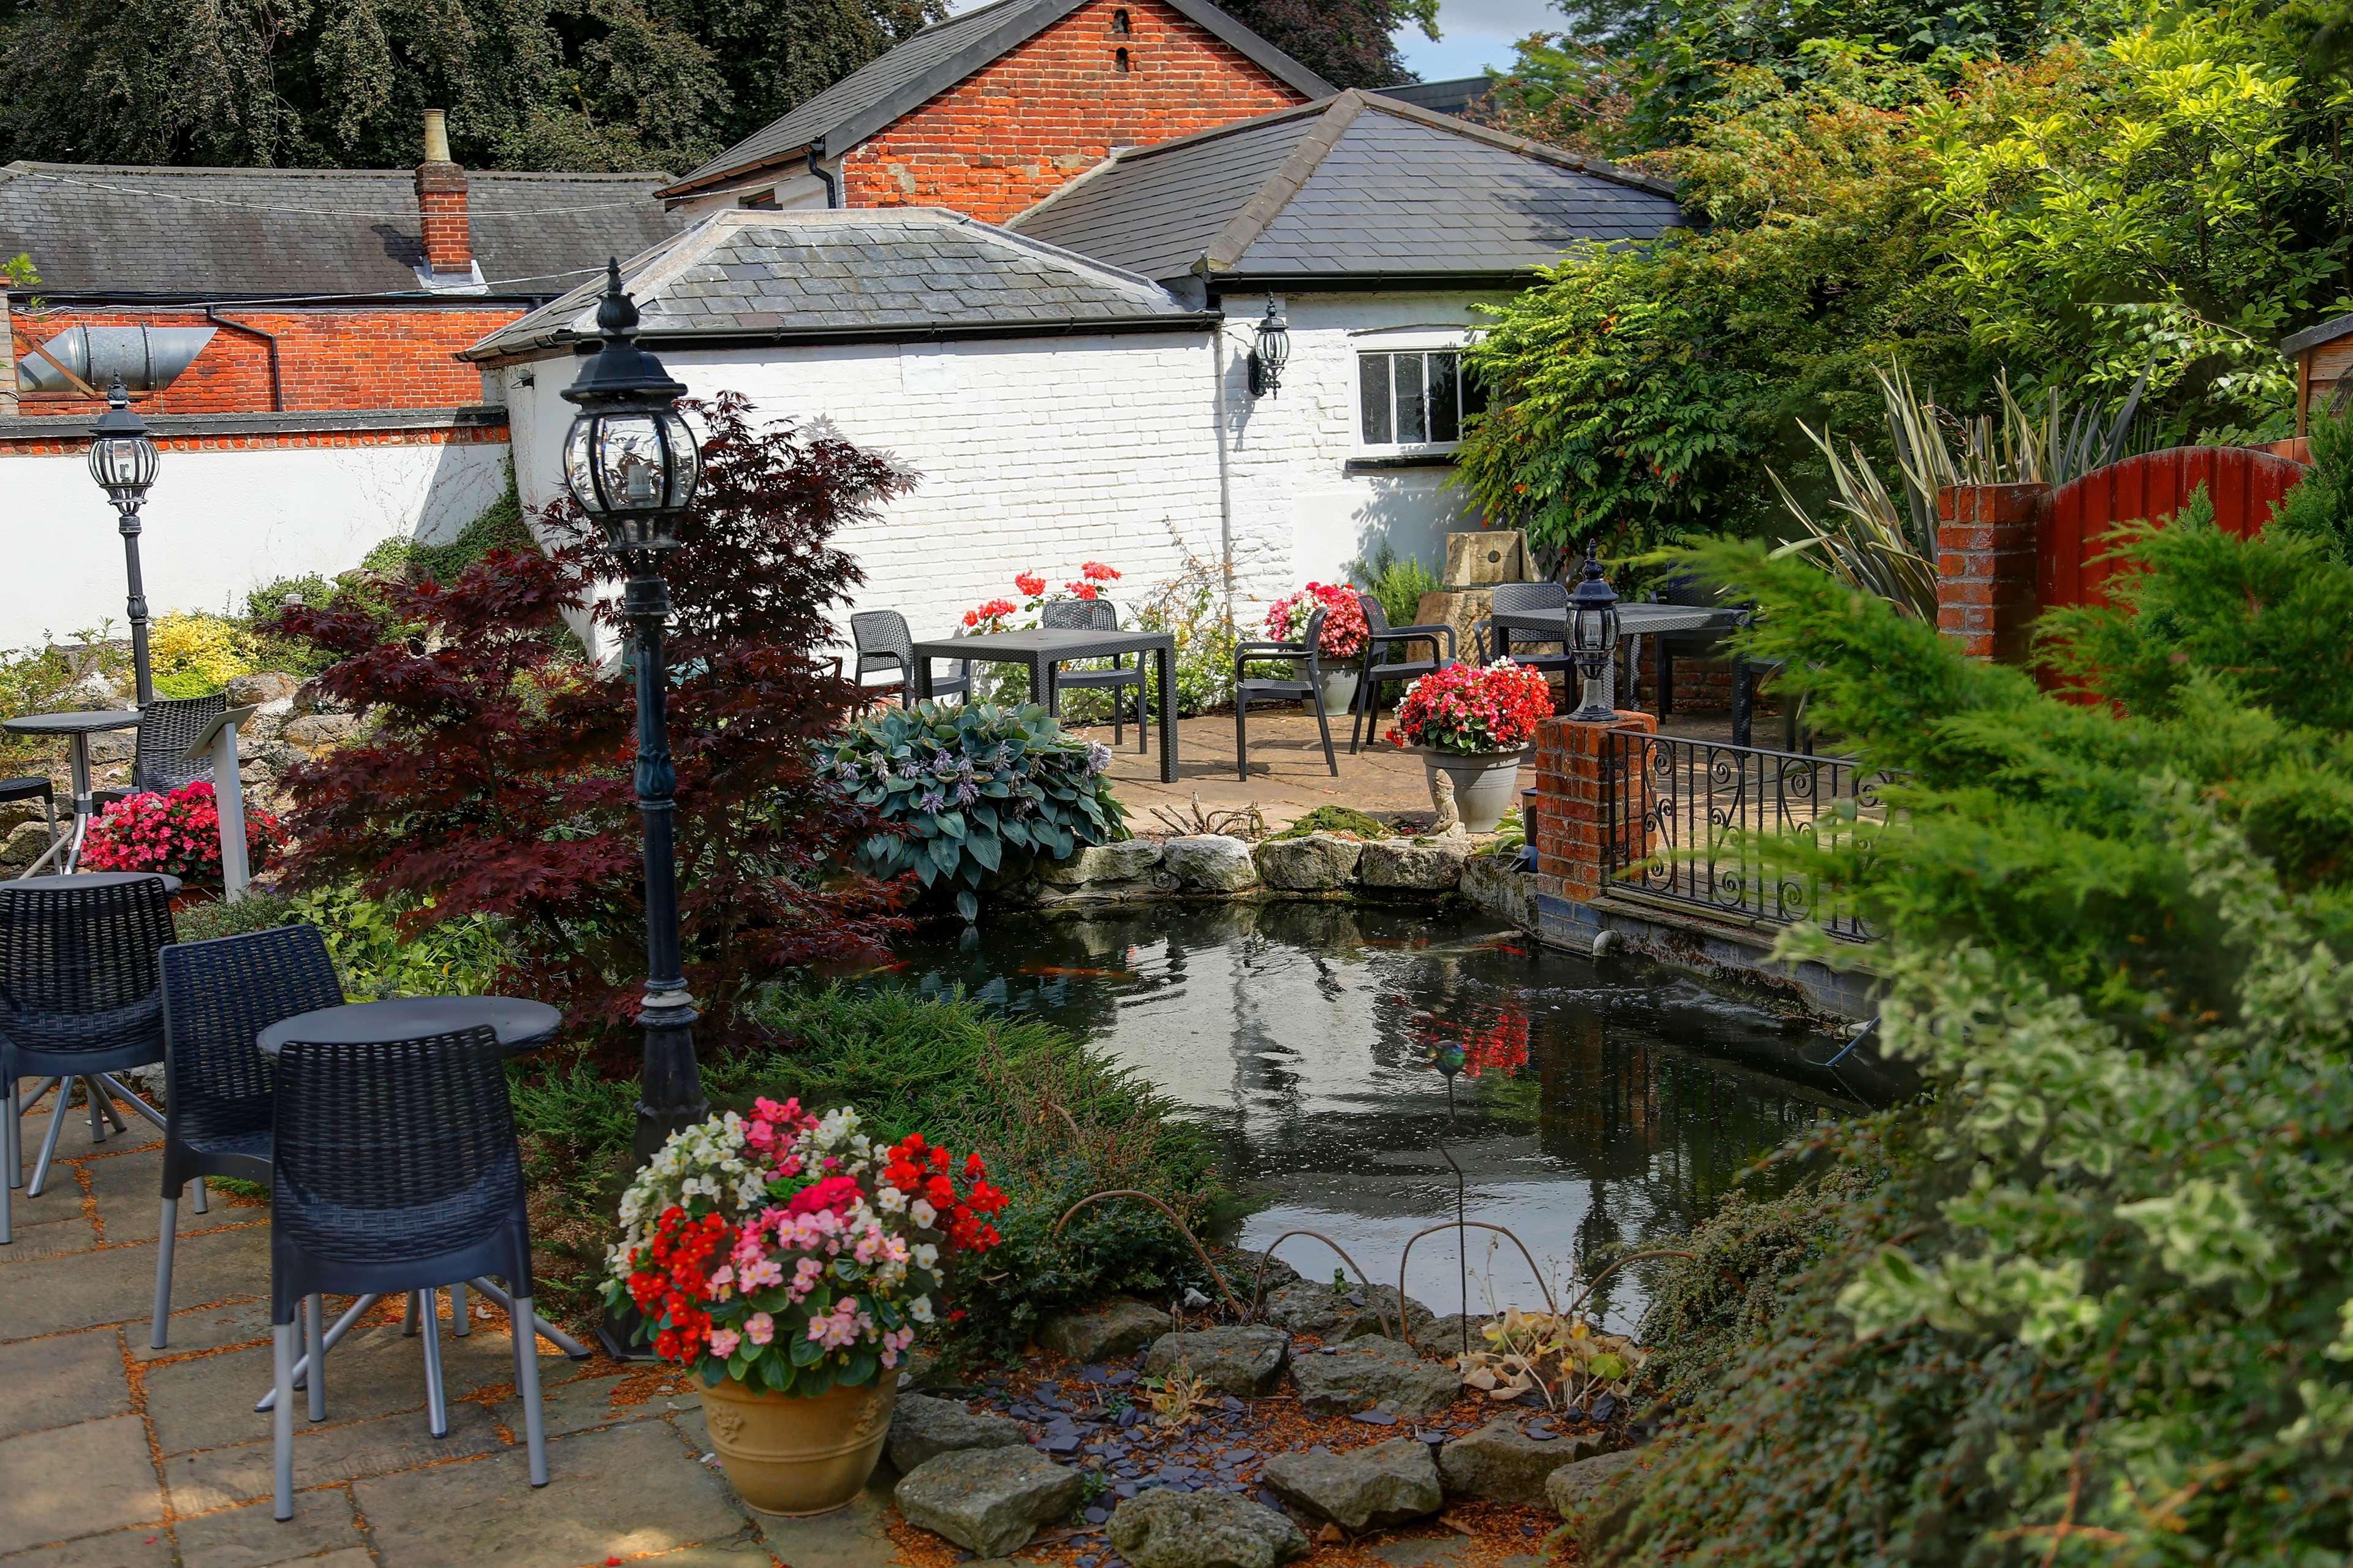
[504,331,1227,661]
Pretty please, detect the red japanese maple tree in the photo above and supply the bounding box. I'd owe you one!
[271,394,915,1045]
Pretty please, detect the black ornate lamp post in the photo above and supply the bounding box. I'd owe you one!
[1567,543,1621,722]
[87,379,161,707]
[559,260,707,1170]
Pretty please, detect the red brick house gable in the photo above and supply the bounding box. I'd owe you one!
[658,0,1329,224]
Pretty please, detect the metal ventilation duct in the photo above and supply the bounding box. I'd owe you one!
[16,325,218,395]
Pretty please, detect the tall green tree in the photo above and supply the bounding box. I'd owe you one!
[1216,0,1440,89]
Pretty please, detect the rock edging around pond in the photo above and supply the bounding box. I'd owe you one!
[1019,832,1504,907]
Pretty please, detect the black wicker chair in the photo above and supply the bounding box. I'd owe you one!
[267,1023,548,1519]
[1476,581,1577,676]
[1348,591,1458,754]
[93,693,227,809]
[1,873,175,1246]
[1040,599,1146,751]
[851,610,968,708]
[1233,604,1337,781]
[0,776,58,879]
[151,925,346,1349]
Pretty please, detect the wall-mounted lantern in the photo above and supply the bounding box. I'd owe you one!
[1247,301,1289,398]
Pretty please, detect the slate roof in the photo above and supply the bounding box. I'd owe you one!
[661,0,1334,199]
[2281,314,2353,357]
[0,162,682,300]
[1007,90,1684,285]
[1378,75,1496,117]
[462,207,1213,360]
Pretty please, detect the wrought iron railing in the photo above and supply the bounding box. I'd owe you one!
[1602,732,1890,941]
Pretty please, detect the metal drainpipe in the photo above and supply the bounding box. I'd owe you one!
[806,142,840,208]
[203,305,283,411]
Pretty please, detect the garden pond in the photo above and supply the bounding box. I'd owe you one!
[882,901,1898,1333]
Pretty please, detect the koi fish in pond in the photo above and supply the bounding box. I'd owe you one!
[1358,937,1430,950]
[1017,963,1142,981]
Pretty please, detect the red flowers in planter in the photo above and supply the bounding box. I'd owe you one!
[963,562,1127,633]
[1264,583,1369,661]
[1390,661,1555,755]
[80,781,282,884]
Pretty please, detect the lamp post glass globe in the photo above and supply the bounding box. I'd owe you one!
[560,259,699,551]
[88,378,161,708]
[1567,544,1621,722]
[1248,300,1290,398]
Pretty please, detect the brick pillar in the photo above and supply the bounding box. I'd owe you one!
[414,110,471,277]
[1533,709,1657,903]
[1935,482,2046,662]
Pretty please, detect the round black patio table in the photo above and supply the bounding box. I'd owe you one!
[2,710,142,876]
[256,995,563,1059]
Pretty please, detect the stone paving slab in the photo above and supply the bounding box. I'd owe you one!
[163,1400,510,1515]
[171,1496,366,1568]
[0,1412,166,1555]
[0,1526,178,1567]
[0,1327,132,1437]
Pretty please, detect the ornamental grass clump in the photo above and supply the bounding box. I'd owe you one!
[81,780,282,885]
[824,700,1126,921]
[1390,661,1553,754]
[604,1097,1006,1392]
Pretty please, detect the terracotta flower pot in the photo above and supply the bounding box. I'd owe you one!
[1417,746,1531,834]
[697,1368,899,1516]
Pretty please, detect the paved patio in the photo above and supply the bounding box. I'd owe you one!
[1,1121,1536,1568]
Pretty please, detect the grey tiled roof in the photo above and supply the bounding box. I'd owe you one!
[1008,90,1684,284]
[662,0,1334,198]
[0,162,682,298]
[1378,75,1496,117]
[463,208,1208,359]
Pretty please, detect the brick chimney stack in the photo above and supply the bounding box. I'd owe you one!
[414,110,471,276]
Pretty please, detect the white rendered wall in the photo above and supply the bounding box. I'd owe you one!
[0,439,510,651]
[1216,290,1499,624]
[498,331,1229,661]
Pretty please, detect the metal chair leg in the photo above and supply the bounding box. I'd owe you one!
[1,1078,14,1245]
[96,1075,162,1131]
[151,1197,177,1347]
[1234,696,1249,781]
[512,1292,549,1487]
[1311,692,1338,777]
[419,1291,449,1438]
[271,1320,297,1520]
[402,1290,420,1336]
[191,1177,207,1217]
[450,1281,469,1336]
[88,1075,106,1145]
[28,1085,72,1197]
[305,1295,326,1422]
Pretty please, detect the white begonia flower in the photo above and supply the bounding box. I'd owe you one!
[877,1186,908,1213]
[909,1199,937,1228]
[909,1295,936,1324]
[912,1243,939,1271]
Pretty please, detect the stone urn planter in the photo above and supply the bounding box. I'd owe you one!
[1318,668,1362,720]
[1416,747,1530,834]
[699,1368,900,1516]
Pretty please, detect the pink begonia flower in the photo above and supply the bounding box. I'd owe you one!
[706,1265,735,1301]
[746,1312,775,1346]
[740,1257,784,1290]
[707,1328,740,1358]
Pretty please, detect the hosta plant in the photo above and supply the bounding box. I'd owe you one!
[822,700,1126,920]
[604,1097,1006,1393]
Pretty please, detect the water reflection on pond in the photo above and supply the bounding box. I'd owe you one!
[881,901,1875,1331]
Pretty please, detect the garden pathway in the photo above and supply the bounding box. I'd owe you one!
[0,1123,1513,1568]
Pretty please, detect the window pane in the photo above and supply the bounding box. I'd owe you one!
[1428,352,1460,444]
[1462,357,1488,420]
[1360,354,1392,445]
[1396,354,1428,444]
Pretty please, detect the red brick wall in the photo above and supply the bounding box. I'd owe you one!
[840,0,1309,223]
[9,306,520,417]
[1934,482,2047,664]
[1533,710,1656,904]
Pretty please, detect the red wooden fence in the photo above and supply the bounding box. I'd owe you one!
[2038,445,2309,611]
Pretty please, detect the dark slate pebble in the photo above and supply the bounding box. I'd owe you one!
[1351,1410,1400,1426]
[1085,1507,1111,1525]
[1593,1393,1621,1422]
[1044,1433,1082,1455]
[1107,1369,1137,1387]
[1081,1365,1111,1383]
[1521,1524,1541,1537]
[1346,1292,1367,1307]
[1559,1406,1586,1423]
[1221,1397,1245,1412]
[1525,1422,1558,1441]
[1116,1407,1141,1428]
[1318,1346,1339,1356]
[1115,1481,1140,1499]
[1512,1390,1547,1407]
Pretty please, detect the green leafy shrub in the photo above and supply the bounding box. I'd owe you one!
[1130,550,1239,717]
[825,700,1127,921]
[1597,527,2353,1566]
[1349,544,1442,630]
[170,883,517,999]
[510,985,1221,1350]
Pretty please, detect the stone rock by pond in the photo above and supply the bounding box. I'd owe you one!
[1257,1282,1433,1344]
[1259,1437,1443,1531]
[1039,839,1165,886]
[225,671,303,706]
[894,1444,1083,1558]
[1356,838,1472,890]
[1142,1326,1290,1396]
[1546,1446,1648,1519]
[1416,1314,1498,1359]
[1439,1418,1613,1506]
[1040,1297,1173,1361]
[1163,835,1259,892]
[1288,1336,1461,1419]
[1254,833,1364,891]
[1108,1487,1309,1568]
[886,1393,1028,1474]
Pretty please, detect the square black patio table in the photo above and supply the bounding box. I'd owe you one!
[910,627,1180,782]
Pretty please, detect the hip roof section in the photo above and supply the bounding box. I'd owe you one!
[1007,91,1686,285]
[463,207,1213,361]
[0,162,681,299]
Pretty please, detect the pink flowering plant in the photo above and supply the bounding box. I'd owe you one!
[1390,660,1555,755]
[80,780,283,885]
[603,1099,1006,1395]
[1265,583,1369,662]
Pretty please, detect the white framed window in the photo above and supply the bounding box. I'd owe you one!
[1355,346,1484,452]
